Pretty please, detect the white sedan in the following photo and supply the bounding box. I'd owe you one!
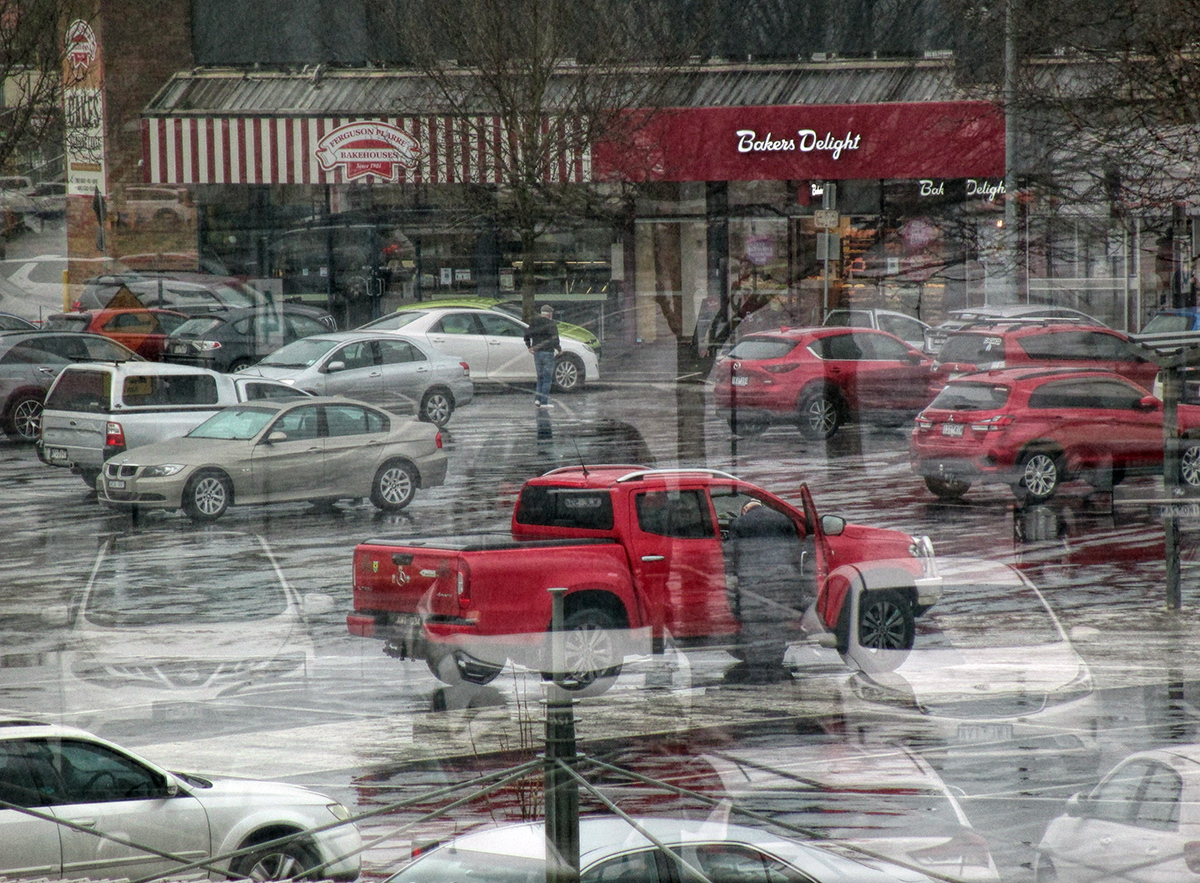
[0,720,361,880]
[359,306,600,392]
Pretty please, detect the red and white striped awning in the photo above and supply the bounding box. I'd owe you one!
[142,115,594,186]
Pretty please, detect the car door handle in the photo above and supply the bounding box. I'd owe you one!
[67,817,97,828]
[37,366,56,375]
[641,555,665,562]
[1099,837,1112,846]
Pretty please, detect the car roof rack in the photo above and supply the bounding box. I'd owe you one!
[616,467,741,483]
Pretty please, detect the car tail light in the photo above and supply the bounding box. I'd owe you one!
[195,340,221,352]
[915,415,933,429]
[435,431,443,449]
[460,361,470,376]
[909,830,993,871]
[455,559,471,610]
[105,421,125,450]
[971,414,1014,431]
[763,363,802,374]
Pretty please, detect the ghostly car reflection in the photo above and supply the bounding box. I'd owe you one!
[51,531,330,723]
[1035,744,1200,883]
[706,743,999,881]
[826,558,1098,782]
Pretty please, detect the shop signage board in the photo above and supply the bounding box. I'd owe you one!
[143,100,1002,187]
[814,209,839,228]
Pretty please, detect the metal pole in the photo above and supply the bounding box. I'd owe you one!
[1004,0,1019,303]
[1163,366,1183,610]
[821,183,836,320]
[544,587,579,883]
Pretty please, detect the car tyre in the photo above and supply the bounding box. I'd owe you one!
[183,470,232,521]
[924,475,970,500]
[1017,450,1062,503]
[797,388,842,439]
[4,393,43,442]
[727,413,767,437]
[419,387,454,427]
[227,357,254,373]
[552,354,584,392]
[546,608,624,695]
[371,460,417,511]
[229,837,320,881]
[857,590,915,651]
[1182,440,1200,490]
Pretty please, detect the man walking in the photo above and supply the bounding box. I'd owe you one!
[524,304,561,408]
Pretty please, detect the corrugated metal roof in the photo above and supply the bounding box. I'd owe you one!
[145,59,976,118]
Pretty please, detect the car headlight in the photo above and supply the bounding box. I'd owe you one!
[326,802,352,822]
[142,464,186,478]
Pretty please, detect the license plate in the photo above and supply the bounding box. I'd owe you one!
[957,723,1014,744]
[47,447,68,461]
[170,343,190,354]
[941,423,964,437]
[107,479,126,489]
[731,376,749,386]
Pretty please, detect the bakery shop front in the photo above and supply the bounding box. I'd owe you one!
[138,70,1005,342]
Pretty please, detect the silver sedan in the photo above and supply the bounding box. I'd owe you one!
[97,397,448,521]
[238,331,473,427]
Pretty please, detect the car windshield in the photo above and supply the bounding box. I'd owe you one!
[1142,313,1191,334]
[359,312,426,331]
[728,787,964,838]
[928,382,1011,411]
[726,338,797,360]
[387,849,544,883]
[259,337,338,367]
[188,406,276,439]
[915,582,1062,648]
[172,317,225,337]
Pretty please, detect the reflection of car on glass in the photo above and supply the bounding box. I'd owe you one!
[823,308,931,349]
[708,743,999,881]
[923,304,1105,353]
[359,306,599,393]
[911,367,1200,502]
[1035,743,1200,883]
[0,311,37,331]
[41,308,190,360]
[72,271,282,317]
[97,397,448,520]
[118,184,195,229]
[710,327,934,438]
[0,719,361,881]
[51,532,331,719]
[387,296,602,354]
[163,304,338,372]
[829,557,1097,782]
[383,815,940,883]
[238,331,472,427]
[0,330,142,442]
[39,361,310,487]
[929,322,1158,396]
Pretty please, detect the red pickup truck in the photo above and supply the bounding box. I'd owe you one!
[347,466,940,691]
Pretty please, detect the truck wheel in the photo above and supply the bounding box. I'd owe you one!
[549,608,624,694]
[841,589,914,674]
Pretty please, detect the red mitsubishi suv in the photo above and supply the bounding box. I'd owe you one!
[910,366,1200,501]
[711,327,933,438]
[928,322,1159,398]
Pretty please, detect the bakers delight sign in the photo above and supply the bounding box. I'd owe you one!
[315,122,421,182]
[594,101,1004,182]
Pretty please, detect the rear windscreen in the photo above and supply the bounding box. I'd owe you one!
[121,373,219,406]
[515,486,614,530]
[45,370,112,412]
[928,382,1011,411]
[726,337,797,361]
[937,334,1003,364]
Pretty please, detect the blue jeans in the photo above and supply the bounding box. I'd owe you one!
[534,350,555,405]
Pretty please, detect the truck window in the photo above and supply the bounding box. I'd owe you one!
[635,490,715,539]
[515,486,614,530]
[46,369,112,412]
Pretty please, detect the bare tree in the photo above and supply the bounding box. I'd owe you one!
[393,0,705,320]
[0,0,75,176]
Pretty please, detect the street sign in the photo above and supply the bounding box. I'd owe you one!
[814,209,839,229]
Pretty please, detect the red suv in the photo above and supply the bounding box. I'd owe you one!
[41,308,189,360]
[930,322,1158,397]
[910,366,1200,501]
[711,327,934,438]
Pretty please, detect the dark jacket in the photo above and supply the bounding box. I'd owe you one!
[524,315,561,353]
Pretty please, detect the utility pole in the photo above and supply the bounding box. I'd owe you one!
[544,587,579,883]
[1003,0,1020,304]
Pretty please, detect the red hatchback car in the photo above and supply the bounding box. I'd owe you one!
[911,366,1200,501]
[42,308,189,360]
[929,322,1159,397]
[711,327,934,438]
